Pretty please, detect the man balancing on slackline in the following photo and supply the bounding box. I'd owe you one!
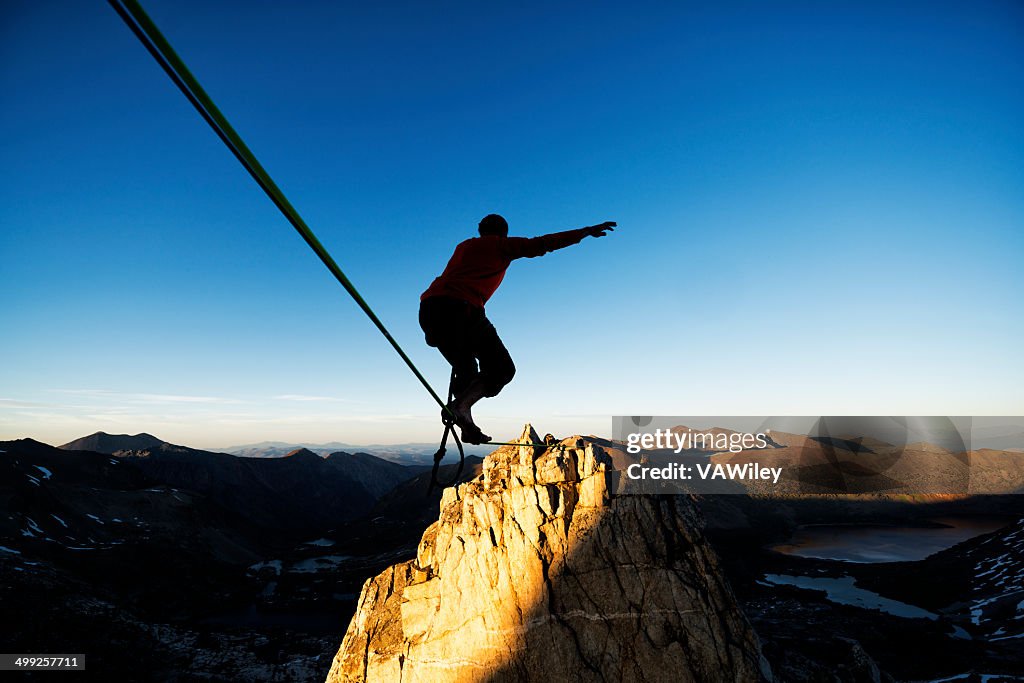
[419,214,616,444]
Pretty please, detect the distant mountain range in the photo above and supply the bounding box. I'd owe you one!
[57,430,493,467]
[221,439,493,465]
[52,432,428,532]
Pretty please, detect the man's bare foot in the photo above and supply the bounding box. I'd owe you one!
[459,423,491,445]
[450,402,490,444]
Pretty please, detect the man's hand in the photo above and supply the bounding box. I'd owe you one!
[585,221,616,238]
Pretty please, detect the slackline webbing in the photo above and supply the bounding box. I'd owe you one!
[109,1,552,479]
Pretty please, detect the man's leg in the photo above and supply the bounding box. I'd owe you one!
[420,297,479,393]
[473,315,516,398]
[435,343,479,398]
[450,314,515,443]
[420,297,488,441]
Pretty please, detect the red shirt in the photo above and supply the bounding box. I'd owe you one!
[421,228,590,309]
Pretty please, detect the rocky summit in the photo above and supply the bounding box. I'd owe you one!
[327,425,771,682]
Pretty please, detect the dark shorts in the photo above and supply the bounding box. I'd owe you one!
[418,296,516,398]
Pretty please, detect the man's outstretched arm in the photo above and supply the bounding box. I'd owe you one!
[506,221,616,259]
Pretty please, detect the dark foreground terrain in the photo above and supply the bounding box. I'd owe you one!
[3,435,1023,681]
[0,436,480,681]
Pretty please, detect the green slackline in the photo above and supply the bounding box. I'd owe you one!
[109,0,552,454]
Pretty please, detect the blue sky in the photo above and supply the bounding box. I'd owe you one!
[1,1,1022,448]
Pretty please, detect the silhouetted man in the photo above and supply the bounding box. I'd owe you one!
[420,214,616,444]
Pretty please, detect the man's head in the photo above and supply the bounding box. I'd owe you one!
[478,214,509,237]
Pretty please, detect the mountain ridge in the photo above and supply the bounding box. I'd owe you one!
[60,431,166,454]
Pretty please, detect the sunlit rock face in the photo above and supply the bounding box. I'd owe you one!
[327,425,771,683]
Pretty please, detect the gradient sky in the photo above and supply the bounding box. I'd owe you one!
[1,1,1022,449]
